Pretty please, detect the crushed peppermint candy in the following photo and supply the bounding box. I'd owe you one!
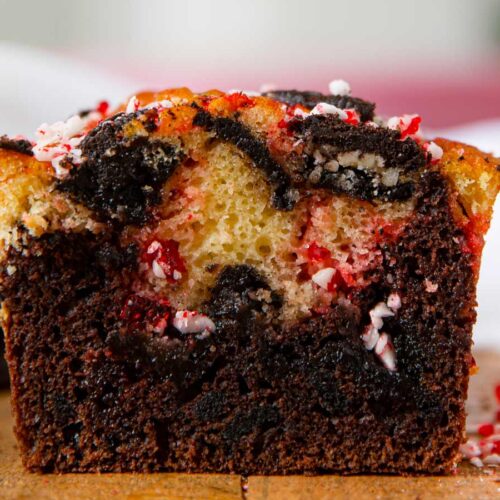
[387,114,422,141]
[308,102,360,125]
[311,267,336,290]
[293,107,310,118]
[469,456,484,468]
[460,439,482,458]
[387,292,401,310]
[141,238,186,283]
[126,95,140,114]
[361,325,380,351]
[423,141,444,164]
[369,302,394,329]
[172,310,216,334]
[328,79,351,96]
[374,332,397,371]
[460,383,500,469]
[33,108,103,177]
[311,102,347,118]
[483,454,500,465]
[361,293,401,371]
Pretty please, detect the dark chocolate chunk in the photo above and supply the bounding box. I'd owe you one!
[0,135,33,156]
[193,109,296,210]
[263,90,376,122]
[58,113,183,225]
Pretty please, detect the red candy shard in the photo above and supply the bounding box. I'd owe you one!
[344,109,360,126]
[478,423,495,437]
[97,101,109,115]
[327,268,347,293]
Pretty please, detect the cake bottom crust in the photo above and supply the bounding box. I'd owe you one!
[1,173,474,474]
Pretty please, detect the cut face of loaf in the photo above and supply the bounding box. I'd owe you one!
[0,85,498,474]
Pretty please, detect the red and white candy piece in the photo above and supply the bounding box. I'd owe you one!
[423,141,444,164]
[361,294,401,371]
[172,310,216,335]
[362,325,380,351]
[483,454,500,465]
[310,103,360,125]
[311,267,336,290]
[387,293,402,310]
[369,302,394,329]
[33,109,102,177]
[460,439,482,458]
[387,114,422,140]
[143,239,186,283]
[374,332,397,372]
[126,95,140,114]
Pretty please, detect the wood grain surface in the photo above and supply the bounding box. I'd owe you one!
[0,351,498,499]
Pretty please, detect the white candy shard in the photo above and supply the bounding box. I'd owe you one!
[310,102,348,120]
[293,107,310,118]
[387,293,401,310]
[173,310,216,334]
[469,456,484,468]
[147,240,162,254]
[459,439,482,458]
[33,110,101,177]
[386,114,422,140]
[362,325,380,351]
[425,141,444,162]
[126,95,140,113]
[328,79,351,96]
[369,302,394,329]
[311,267,336,290]
[374,332,397,371]
[361,295,401,371]
[483,454,500,465]
[152,260,167,279]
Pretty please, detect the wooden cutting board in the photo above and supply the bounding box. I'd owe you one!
[0,351,498,500]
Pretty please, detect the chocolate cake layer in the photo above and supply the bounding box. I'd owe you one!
[1,171,473,473]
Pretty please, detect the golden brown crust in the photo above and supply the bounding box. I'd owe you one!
[436,139,500,223]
